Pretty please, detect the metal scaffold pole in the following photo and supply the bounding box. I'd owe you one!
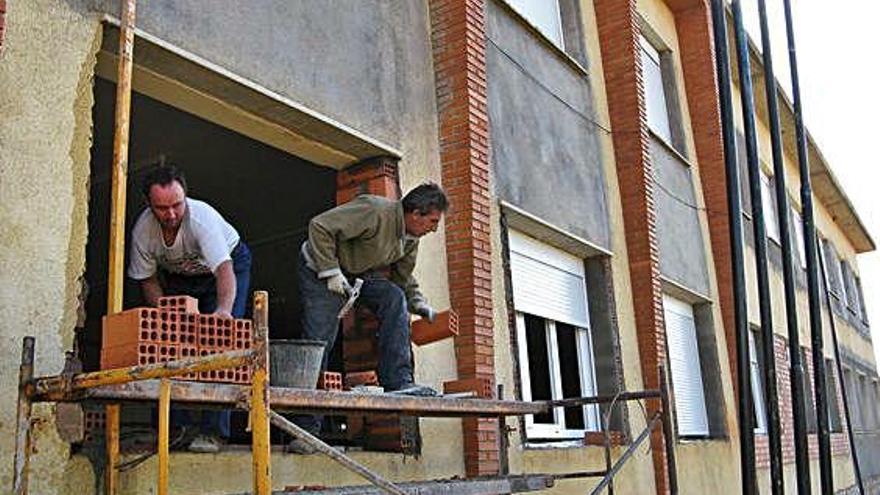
[709,1,755,492]
[781,1,833,492]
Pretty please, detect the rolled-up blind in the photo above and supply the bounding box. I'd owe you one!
[508,230,589,329]
[663,295,709,437]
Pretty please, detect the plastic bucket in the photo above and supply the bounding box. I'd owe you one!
[269,339,325,389]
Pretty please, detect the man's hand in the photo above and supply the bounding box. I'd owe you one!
[327,273,352,297]
[412,301,437,323]
[213,309,233,319]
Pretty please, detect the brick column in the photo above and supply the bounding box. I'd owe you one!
[336,156,417,453]
[672,0,741,400]
[594,1,668,492]
[0,0,7,50]
[429,0,498,477]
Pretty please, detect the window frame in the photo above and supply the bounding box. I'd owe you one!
[639,35,674,145]
[515,313,600,439]
[789,205,807,269]
[759,170,781,243]
[505,0,565,48]
[663,294,711,438]
[749,329,768,434]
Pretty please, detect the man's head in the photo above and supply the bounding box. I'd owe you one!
[401,182,448,237]
[142,164,188,232]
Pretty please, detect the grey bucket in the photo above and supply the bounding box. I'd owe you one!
[269,339,326,388]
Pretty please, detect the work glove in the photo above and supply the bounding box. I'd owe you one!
[412,301,437,323]
[327,273,352,297]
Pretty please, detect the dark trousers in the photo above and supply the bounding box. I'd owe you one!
[164,242,252,438]
[295,253,413,433]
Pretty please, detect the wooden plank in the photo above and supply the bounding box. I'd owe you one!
[251,291,272,495]
[157,379,170,495]
[13,337,35,495]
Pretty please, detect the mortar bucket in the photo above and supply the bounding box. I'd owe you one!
[269,339,325,389]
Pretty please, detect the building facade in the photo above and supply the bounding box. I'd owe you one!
[0,0,876,493]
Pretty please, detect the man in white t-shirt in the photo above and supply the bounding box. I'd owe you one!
[128,164,252,453]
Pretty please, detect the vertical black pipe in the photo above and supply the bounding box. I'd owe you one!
[732,0,779,489]
[755,1,812,493]
[710,2,755,493]
[782,1,834,492]
[816,237,865,495]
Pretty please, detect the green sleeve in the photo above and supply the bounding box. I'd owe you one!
[308,199,379,277]
[391,239,427,310]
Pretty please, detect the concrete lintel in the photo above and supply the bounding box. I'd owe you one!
[99,17,401,169]
[500,200,613,258]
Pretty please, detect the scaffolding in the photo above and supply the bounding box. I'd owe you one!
[12,290,677,495]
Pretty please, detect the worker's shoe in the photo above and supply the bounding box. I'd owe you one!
[386,382,439,397]
[187,434,222,453]
[285,438,318,455]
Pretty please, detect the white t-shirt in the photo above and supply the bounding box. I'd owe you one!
[128,198,240,279]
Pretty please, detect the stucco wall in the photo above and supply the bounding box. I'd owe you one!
[0,0,101,491]
[652,138,711,296]
[91,0,431,151]
[486,0,611,251]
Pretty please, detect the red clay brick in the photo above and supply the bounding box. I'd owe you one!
[411,309,459,346]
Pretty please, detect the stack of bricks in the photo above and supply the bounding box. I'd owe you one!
[101,295,253,384]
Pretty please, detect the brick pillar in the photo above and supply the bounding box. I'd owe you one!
[429,0,498,477]
[672,0,741,401]
[0,0,7,50]
[594,1,668,492]
[336,156,415,453]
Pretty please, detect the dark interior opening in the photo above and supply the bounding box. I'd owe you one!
[81,77,338,448]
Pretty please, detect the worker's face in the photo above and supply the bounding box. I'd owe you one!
[404,208,443,237]
[147,181,187,231]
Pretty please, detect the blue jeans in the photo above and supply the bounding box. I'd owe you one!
[295,254,413,433]
[163,241,252,438]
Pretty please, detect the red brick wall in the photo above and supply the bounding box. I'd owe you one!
[429,0,498,478]
[594,1,669,492]
[0,0,7,50]
[754,334,851,469]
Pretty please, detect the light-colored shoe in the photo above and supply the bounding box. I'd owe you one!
[188,434,221,453]
[285,438,317,455]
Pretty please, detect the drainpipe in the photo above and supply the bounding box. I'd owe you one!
[782,1,833,492]
[756,0,810,493]
[709,2,755,493]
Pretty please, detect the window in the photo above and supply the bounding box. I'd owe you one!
[825,359,843,433]
[506,0,563,47]
[790,206,807,269]
[840,260,851,308]
[663,295,710,437]
[801,348,818,433]
[759,171,780,242]
[821,239,842,297]
[749,329,768,434]
[509,230,599,439]
[640,36,673,144]
[855,277,869,323]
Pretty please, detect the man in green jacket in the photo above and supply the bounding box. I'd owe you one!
[299,183,448,397]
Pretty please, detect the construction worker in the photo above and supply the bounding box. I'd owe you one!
[128,164,252,453]
[290,183,447,453]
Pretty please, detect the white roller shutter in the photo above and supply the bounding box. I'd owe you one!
[663,295,710,436]
[508,230,589,328]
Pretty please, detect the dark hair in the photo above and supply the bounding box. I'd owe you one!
[401,182,448,215]
[141,164,188,199]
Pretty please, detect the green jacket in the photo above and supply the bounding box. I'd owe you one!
[304,195,426,309]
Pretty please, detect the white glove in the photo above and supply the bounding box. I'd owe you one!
[327,274,351,297]
[412,301,437,323]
